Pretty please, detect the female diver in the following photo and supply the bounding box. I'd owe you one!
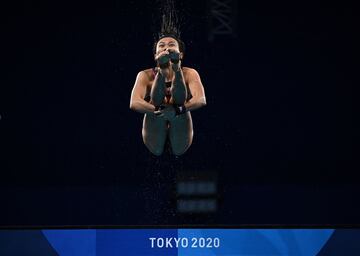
[130,30,206,156]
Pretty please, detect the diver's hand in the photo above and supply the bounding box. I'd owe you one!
[154,105,176,121]
[155,49,170,69]
[168,49,181,71]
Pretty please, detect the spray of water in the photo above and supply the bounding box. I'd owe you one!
[155,0,183,40]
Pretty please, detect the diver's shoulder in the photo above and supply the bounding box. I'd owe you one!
[182,66,193,71]
[182,67,200,76]
[138,68,155,80]
[141,68,155,74]
[182,66,199,73]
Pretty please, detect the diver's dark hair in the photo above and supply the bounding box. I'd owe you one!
[153,0,185,57]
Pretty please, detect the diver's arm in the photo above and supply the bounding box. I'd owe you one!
[129,71,156,115]
[151,50,171,106]
[150,70,167,106]
[183,68,206,112]
[171,67,187,104]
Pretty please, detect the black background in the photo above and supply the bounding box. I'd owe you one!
[1,0,358,226]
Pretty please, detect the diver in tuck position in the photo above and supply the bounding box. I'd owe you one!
[129,19,206,156]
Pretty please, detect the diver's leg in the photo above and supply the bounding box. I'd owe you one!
[142,113,168,156]
[150,72,166,106]
[170,69,187,105]
[168,112,193,156]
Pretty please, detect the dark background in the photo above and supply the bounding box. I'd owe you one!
[1,0,358,226]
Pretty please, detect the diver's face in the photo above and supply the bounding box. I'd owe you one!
[156,37,180,54]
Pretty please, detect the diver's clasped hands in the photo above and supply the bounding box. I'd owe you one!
[155,49,181,72]
[168,49,181,71]
[154,104,176,121]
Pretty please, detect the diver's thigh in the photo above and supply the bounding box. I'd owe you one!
[142,114,168,155]
[168,112,193,155]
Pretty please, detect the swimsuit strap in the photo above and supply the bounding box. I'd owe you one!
[152,67,158,79]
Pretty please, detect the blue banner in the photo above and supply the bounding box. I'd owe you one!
[2,228,360,255]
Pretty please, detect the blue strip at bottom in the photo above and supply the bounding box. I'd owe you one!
[39,229,335,255]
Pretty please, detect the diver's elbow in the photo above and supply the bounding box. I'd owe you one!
[199,102,206,108]
[129,101,137,111]
[200,98,207,107]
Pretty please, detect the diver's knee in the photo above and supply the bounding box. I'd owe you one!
[151,148,164,156]
[144,142,164,156]
[173,151,185,156]
[171,145,190,156]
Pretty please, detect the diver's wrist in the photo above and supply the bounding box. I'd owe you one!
[172,63,181,72]
[173,104,187,116]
